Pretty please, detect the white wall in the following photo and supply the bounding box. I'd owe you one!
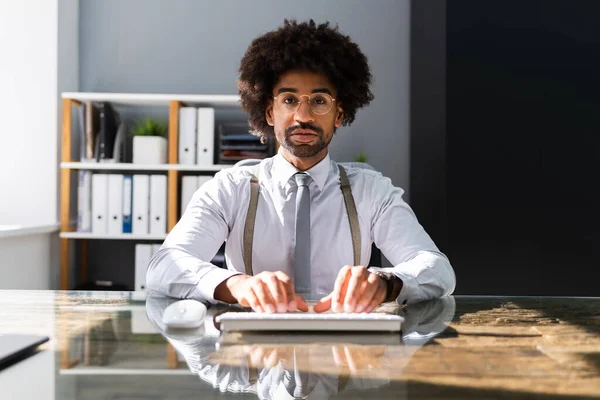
[0,0,59,225]
[0,0,78,289]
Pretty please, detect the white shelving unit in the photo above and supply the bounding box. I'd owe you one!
[59,92,242,291]
[60,162,230,172]
[61,92,240,107]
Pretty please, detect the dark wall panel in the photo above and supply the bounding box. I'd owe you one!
[412,0,600,295]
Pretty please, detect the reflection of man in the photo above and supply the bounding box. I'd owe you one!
[147,19,455,313]
[145,296,456,400]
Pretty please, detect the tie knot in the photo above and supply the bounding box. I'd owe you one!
[294,172,312,187]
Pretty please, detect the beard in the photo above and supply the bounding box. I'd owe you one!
[280,122,334,158]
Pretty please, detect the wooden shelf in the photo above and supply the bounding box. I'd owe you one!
[60,162,231,172]
[61,92,240,107]
[60,232,167,240]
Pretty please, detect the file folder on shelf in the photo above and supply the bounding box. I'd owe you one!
[196,107,215,165]
[216,122,275,164]
[122,175,133,233]
[85,101,99,160]
[178,107,197,165]
[197,175,212,189]
[96,102,120,162]
[91,174,109,234]
[132,175,150,235]
[149,175,167,235]
[180,176,197,217]
[107,174,124,235]
[134,244,152,292]
[77,170,92,232]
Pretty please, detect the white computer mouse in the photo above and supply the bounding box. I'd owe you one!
[162,299,207,329]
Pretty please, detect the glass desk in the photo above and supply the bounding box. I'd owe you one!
[0,291,598,399]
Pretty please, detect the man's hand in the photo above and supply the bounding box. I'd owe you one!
[216,271,309,313]
[313,265,386,313]
[331,345,387,375]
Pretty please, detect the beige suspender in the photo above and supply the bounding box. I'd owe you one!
[243,165,260,276]
[338,165,361,266]
[242,164,361,276]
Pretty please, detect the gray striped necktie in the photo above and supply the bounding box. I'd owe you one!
[293,172,312,293]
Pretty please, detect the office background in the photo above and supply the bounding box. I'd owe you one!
[1,0,597,296]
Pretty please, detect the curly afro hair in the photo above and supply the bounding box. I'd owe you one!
[237,19,374,139]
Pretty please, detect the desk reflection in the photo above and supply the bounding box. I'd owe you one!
[145,297,455,399]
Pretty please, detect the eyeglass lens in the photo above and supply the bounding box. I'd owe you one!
[276,93,333,115]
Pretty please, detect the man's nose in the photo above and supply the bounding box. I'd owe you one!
[293,100,316,123]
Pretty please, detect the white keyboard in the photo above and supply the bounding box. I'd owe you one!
[215,312,403,332]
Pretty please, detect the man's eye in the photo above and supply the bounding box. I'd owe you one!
[283,96,298,104]
[311,96,327,105]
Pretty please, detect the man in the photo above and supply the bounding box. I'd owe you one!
[147,19,455,313]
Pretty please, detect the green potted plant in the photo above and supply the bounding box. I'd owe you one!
[132,118,168,164]
[355,152,368,163]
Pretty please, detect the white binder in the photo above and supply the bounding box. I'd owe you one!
[77,170,92,232]
[134,243,153,292]
[178,107,197,165]
[196,107,215,165]
[197,175,212,189]
[181,176,198,217]
[91,174,108,234]
[132,175,150,235]
[107,174,123,235]
[149,175,167,235]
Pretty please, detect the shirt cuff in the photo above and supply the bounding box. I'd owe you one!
[390,271,421,305]
[190,268,242,304]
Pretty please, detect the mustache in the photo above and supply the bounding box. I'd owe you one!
[285,123,323,136]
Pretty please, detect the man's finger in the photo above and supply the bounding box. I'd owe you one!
[274,271,297,311]
[343,266,369,312]
[356,273,381,312]
[365,285,386,313]
[245,286,263,312]
[332,266,352,312]
[313,293,332,313]
[252,281,276,313]
[261,273,287,313]
[296,295,309,312]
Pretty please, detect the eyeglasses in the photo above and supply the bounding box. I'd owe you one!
[273,92,336,115]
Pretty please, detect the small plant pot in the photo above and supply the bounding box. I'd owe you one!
[133,136,167,164]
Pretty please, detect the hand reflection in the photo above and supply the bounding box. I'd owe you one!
[242,343,387,378]
[248,345,295,369]
[331,345,387,375]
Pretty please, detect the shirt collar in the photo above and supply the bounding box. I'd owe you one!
[271,148,331,191]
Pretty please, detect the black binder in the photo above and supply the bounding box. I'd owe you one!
[95,102,120,162]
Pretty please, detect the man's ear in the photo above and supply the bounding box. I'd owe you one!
[334,105,344,128]
[266,100,275,126]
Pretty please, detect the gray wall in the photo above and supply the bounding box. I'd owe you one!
[77,0,409,285]
[79,0,411,194]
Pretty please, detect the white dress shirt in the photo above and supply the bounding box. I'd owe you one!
[146,152,455,305]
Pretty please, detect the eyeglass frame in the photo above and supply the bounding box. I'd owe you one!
[272,92,337,115]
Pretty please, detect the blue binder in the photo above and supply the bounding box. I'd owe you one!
[122,174,133,233]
